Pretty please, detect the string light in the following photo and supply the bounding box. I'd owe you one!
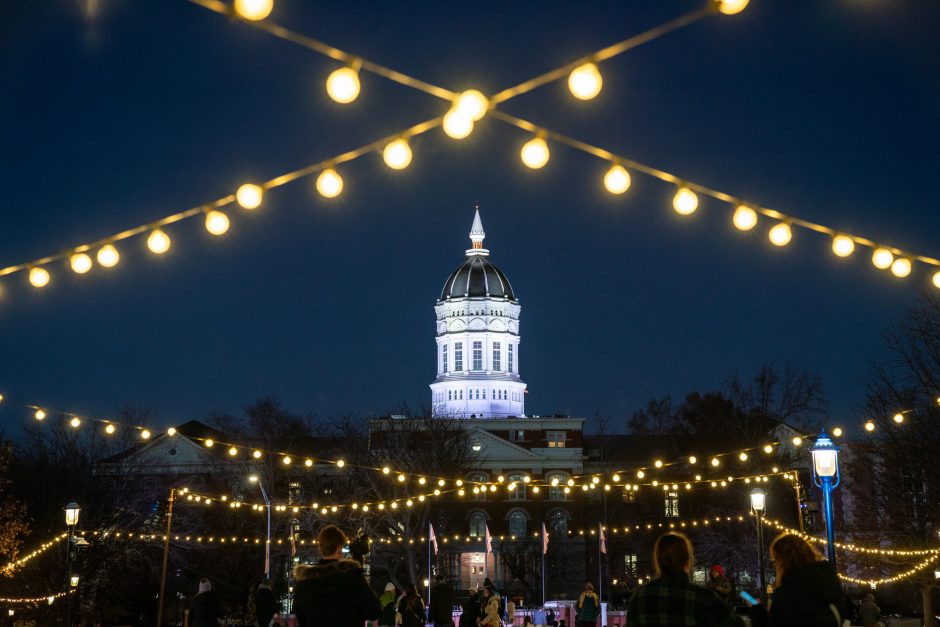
[871,248,893,270]
[233,0,273,21]
[167,427,177,436]
[228,446,238,457]
[316,169,344,198]
[69,417,80,428]
[672,187,698,215]
[95,244,120,268]
[147,229,172,254]
[568,62,603,100]
[105,423,116,435]
[442,107,474,139]
[732,205,758,231]
[832,235,855,258]
[738,452,748,462]
[326,67,361,104]
[603,164,631,194]
[864,421,875,432]
[710,458,720,467]
[934,271,940,289]
[832,427,843,437]
[70,253,93,274]
[28,267,50,288]
[768,223,792,247]
[763,445,773,454]
[34,409,46,421]
[891,258,912,278]
[688,456,697,465]
[792,436,803,446]
[383,139,413,170]
[253,450,262,459]
[236,184,264,210]
[140,429,151,439]
[205,211,230,236]
[892,412,904,424]
[716,0,750,15]
[520,137,550,169]
[454,90,488,121]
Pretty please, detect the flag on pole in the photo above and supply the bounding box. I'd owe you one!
[484,524,493,554]
[541,522,549,554]
[429,522,438,555]
[599,523,607,555]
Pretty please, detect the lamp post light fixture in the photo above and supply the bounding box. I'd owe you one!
[70,575,80,588]
[810,432,840,564]
[749,487,767,597]
[64,502,80,627]
[249,475,272,578]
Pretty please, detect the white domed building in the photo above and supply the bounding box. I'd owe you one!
[430,210,527,418]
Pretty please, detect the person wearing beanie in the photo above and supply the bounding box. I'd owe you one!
[378,582,398,627]
[189,578,223,627]
[254,578,278,627]
[707,565,733,606]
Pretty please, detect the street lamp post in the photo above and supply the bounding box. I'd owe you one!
[249,475,272,578]
[749,487,767,597]
[810,432,840,564]
[64,502,80,627]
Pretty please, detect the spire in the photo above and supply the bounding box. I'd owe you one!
[466,206,489,256]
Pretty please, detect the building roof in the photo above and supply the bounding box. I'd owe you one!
[440,256,516,301]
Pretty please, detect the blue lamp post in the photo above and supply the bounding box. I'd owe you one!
[810,432,840,564]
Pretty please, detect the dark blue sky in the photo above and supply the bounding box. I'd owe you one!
[1,0,938,433]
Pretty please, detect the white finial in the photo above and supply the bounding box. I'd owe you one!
[466,206,489,256]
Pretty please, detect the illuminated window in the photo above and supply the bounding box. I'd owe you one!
[508,344,514,372]
[472,341,483,370]
[665,492,680,518]
[442,344,448,373]
[547,431,566,448]
[624,554,637,575]
[493,342,501,371]
[455,342,463,371]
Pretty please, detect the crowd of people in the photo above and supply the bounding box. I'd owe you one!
[186,524,865,627]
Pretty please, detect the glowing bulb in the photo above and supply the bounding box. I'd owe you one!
[455,90,488,121]
[146,229,171,254]
[832,235,855,257]
[316,169,343,198]
[326,67,361,104]
[205,211,230,236]
[603,165,631,195]
[282,456,292,465]
[933,271,940,289]
[69,417,81,428]
[832,427,843,437]
[383,139,412,170]
[70,253,92,274]
[718,0,749,15]
[34,409,46,421]
[205,439,214,448]
[893,412,904,424]
[520,137,550,169]
[167,427,177,436]
[304,458,313,467]
[233,0,273,21]
[732,205,758,231]
[768,223,792,247]
[763,445,773,454]
[228,447,238,456]
[688,456,697,465]
[105,424,115,435]
[864,421,875,432]
[97,244,120,268]
[710,458,720,467]
[792,436,803,446]
[672,187,698,215]
[654,460,663,468]
[442,108,474,139]
[891,258,912,278]
[872,248,894,270]
[236,184,263,210]
[568,62,603,100]
[253,450,262,459]
[141,429,151,440]
[738,452,748,461]
[636,470,645,479]
[382,466,390,475]
[29,267,50,288]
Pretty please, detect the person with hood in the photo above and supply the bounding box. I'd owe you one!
[292,525,381,627]
[748,533,847,627]
[477,586,501,627]
[576,583,599,627]
[397,583,427,627]
[254,579,277,627]
[459,590,479,627]
[627,532,743,626]
[429,575,455,627]
[189,578,223,627]
[707,565,733,606]
[859,593,880,627]
[378,582,398,627]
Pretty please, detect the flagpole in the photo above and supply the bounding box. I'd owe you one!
[541,525,546,607]
[598,524,603,605]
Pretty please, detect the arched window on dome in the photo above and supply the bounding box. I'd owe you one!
[469,511,487,538]
[508,510,527,538]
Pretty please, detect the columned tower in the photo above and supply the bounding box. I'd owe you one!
[430,210,526,418]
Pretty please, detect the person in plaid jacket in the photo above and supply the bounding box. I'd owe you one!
[627,532,744,627]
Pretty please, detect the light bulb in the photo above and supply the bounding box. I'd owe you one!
[29,267,50,288]
[710,458,720,467]
[832,427,843,437]
[167,427,177,436]
[688,456,697,465]
[147,229,171,254]
[864,421,875,432]
[933,271,940,289]
[891,258,912,278]
[654,460,663,468]
[34,409,46,421]
[442,108,474,139]
[97,244,120,268]
[205,211,230,236]
[236,184,263,210]
[383,139,412,170]
[253,450,262,459]
[105,424,116,434]
[69,417,81,428]
[233,0,273,21]
[141,429,151,440]
[672,187,698,215]
[520,137,550,169]
[603,165,631,194]
[282,456,291,465]
[205,439,214,448]
[70,253,92,274]
[792,436,803,446]
[872,248,894,270]
[316,168,344,198]
[326,67,360,104]
[228,447,238,456]
[763,445,773,454]
[738,452,748,461]
[893,412,904,424]
[831,235,854,257]
[718,0,750,15]
[732,205,758,231]
[768,223,792,247]
[568,62,603,100]
[455,90,488,121]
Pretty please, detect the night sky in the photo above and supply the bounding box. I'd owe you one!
[1,1,938,434]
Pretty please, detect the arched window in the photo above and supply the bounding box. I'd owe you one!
[469,511,487,538]
[508,473,527,500]
[468,473,488,501]
[546,473,569,501]
[548,510,568,538]
[508,511,527,538]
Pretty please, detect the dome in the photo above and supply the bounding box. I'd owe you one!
[440,256,515,301]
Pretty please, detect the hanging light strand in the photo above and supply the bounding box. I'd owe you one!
[763,518,940,557]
